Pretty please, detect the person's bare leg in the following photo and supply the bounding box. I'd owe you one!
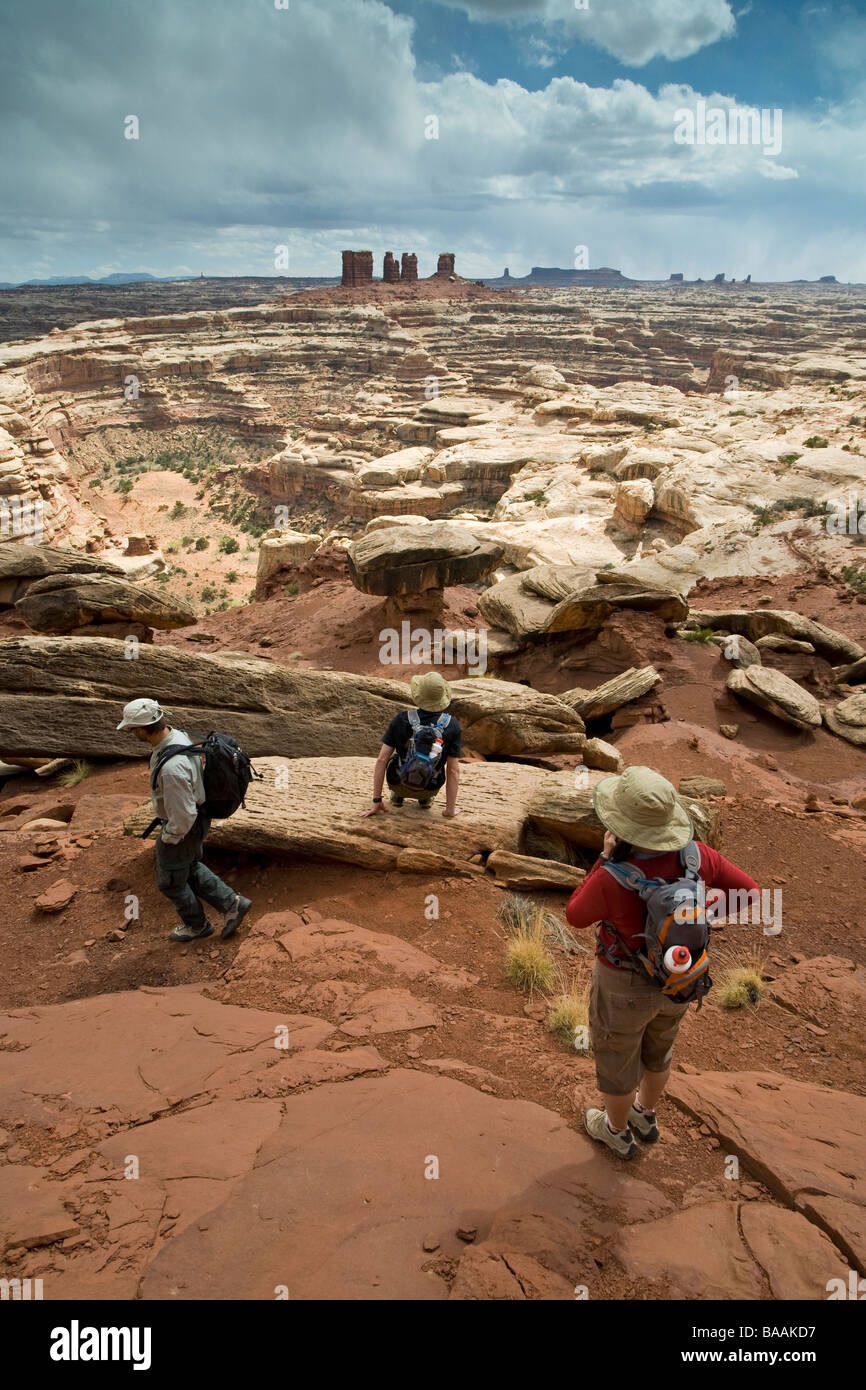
[599,1090,633,1131]
[637,1066,670,1111]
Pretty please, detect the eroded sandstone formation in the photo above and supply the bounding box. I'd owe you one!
[341,250,373,287]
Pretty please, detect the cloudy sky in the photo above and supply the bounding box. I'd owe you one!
[2,0,865,283]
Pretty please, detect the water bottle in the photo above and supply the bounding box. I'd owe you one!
[664,945,691,974]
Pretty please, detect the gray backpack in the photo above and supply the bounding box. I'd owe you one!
[601,841,713,1006]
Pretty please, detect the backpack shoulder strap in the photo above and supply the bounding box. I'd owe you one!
[602,860,652,893]
[150,742,201,790]
[679,840,701,880]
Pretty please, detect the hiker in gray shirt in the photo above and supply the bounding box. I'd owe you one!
[117,698,251,943]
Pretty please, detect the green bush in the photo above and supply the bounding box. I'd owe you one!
[218,535,240,554]
[778,452,801,465]
[804,436,828,448]
[194,537,209,551]
[200,584,216,601]
[171,501,188,520]
[226,570,238,583]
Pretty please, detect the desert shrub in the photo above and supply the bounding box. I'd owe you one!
[546,966,592,1051]
[194,537,209,551]
[504,926,555,993]
[171,501,188,520]
[804,436,828,448]
[59,760,93,788]
[225,569,238,583]
[682,627,715,643]
[522,490,546,504]
[285,582,299,596]
[218,535,240,554]
[778,452,801,465]
[116,477,134,495]
[200,584,216,601]
[716,945,766,1009]
[841,565,866,594]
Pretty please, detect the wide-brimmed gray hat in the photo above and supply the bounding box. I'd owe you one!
[410,671,451,712]
[592,765,692,852]
[117,697,165,730]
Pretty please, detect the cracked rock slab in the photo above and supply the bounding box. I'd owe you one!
[668,1070,866,1271]
[0,985,333,1126]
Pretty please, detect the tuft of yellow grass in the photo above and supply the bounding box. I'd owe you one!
[716,943,766,1009]
[545,962,592,1051]
[59,759,93,788]
[504,921,555,993]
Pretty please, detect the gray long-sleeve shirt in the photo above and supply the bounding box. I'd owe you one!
[149,728,205,844]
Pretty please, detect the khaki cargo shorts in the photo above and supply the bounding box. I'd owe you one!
[589,960,690,1097]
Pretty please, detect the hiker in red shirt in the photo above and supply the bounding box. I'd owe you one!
[566,766,760,1159]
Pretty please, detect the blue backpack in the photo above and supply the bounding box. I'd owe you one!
[396,711,451,791]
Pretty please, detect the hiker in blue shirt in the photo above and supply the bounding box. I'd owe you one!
[365,672,463,818]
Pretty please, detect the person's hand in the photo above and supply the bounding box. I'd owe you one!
[601,830,617,859]
[363,802,386,817]
[442,807,462,818]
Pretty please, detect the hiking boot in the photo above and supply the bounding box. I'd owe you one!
[221,894,252,941]
[389,793,404,807]
[628,1102,660,1142]
[584,1107,639,1159]
[169,919,215,943]
[418,798,433,809]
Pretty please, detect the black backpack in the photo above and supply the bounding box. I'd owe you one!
[396,711,451,790]
[151,731,262,820]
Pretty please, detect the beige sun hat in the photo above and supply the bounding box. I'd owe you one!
[410,671,452,712]
[592,765,693,852]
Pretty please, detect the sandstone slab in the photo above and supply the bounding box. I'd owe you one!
[0,986,333,1127]
[668,1070,866,1270]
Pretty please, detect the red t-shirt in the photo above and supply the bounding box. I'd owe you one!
[566,842,760,970]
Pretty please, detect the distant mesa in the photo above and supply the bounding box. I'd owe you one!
[340,249,456,287]
[484,266,636,288]
[670,273,684,282]
[819,275,838,283]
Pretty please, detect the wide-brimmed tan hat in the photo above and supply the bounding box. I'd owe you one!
[410,671,452,712]
[592,765,692,852]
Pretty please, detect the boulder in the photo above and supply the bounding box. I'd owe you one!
[678,775,726,798]
[0,541,123,608]
[726,666,821,731]
[0,637,583,762]
[691,608,863,664]
[479,569,686,641]
[712,633,762,668]
[560,667,662,721]
[477,571,563,640]
[581,737,623,772]
[347,523,502,600]
[447,677,585,755]
[614,477,654,526]
[824,690,866,747]
[547,583,687,635]
[14,575,196,634]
